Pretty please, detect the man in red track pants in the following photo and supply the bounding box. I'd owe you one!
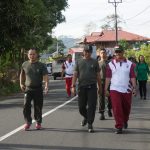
[61,54,75,98]
[105,45,137,134]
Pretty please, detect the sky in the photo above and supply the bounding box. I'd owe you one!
[53,0,150,39]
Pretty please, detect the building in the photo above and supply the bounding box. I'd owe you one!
[82,29,150,56]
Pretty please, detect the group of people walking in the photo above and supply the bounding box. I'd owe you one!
[19,46,149,134]
[71,45,137,134]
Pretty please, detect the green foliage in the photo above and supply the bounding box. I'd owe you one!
[101,14,123,30]
[118,40,130,50]
[125,49,136,58]
[0,82,20,96]
[135,44,150,65]
[0,0,68,51]
[0,0,68,95]
[125,44,150,66]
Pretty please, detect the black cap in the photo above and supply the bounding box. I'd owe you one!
[100,48,106,53]
[83,45,93,53]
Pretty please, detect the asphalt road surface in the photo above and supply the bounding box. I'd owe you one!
[0,77,150,150]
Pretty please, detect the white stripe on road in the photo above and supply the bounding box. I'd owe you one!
[0,95,77,142]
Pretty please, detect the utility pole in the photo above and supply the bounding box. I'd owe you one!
[56,40,59,54]
[108,0,122,45]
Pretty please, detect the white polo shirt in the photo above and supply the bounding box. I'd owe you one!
[64,61,75,78]
[106,59,135,93]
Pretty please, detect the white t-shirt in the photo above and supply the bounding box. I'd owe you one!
[64,61,75,78]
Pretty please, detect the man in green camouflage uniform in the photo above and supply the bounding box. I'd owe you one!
[98,48,112,120]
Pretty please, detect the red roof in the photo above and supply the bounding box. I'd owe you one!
[68,47,83,54]
[84,30,150,43]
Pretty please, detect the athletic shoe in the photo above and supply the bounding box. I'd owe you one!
[100,113,105,120]
[81,118,87,126]
[115,128,122,134]
[24,123,31,131]
[108,109,112,117]
[124,122,128,129]
[66,95,71,98]
[35,123,42,130]
[88,124,94,133]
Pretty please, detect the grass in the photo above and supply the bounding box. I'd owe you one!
[0,82,20,97]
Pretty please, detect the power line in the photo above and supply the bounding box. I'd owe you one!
[138,19,150,25]
[125,5,150,21]
[123,0,139,3]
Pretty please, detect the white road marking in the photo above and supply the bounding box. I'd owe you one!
[0,95,77,142]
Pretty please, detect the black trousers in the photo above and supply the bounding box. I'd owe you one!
[98,82,112,113]
[138,80,147,98]
[23,88,43,124]
[78,84,97,125]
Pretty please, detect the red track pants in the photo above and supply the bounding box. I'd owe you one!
[110,90,132,129]
[65,77,72,97]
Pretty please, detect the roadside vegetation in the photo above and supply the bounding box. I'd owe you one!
[0,0,68,96]
[121,40,150,81]
[124,43,150,66]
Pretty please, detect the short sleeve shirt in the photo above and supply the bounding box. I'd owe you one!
[98,60,109,80]
[21,61,48,87]
[75,58,100,87]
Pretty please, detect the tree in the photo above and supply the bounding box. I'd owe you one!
[118,40,130,50]
[0,0,68,52]
[135,44,150,66]
[101,14,123,30]
[0,0,68,93]
[47,38,66,54]
[0,0,68,63]
[125,44,150,66]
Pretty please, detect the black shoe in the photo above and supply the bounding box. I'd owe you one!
[100,113,105,120]
[124,122,128,129]
[88,124,94,133]
[108,110,112,117]
[144,97,146,100]
[66,95,71,98]
[115,128,122,134]
[81,119,87,126]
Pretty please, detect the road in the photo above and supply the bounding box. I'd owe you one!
[0,77,150,150]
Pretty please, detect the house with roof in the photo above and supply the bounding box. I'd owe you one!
[82,29,150,56]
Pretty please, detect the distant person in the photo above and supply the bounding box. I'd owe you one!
[128,56,137,63]
[97,55,100,61]
[20,48,49,130]
[135,55,150,100]
[71,45,101,133]
[128,56,138,84]
[61,54,75,98]
[98,48,112,120]
[128,56,137,68]
[105,45,136,134]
